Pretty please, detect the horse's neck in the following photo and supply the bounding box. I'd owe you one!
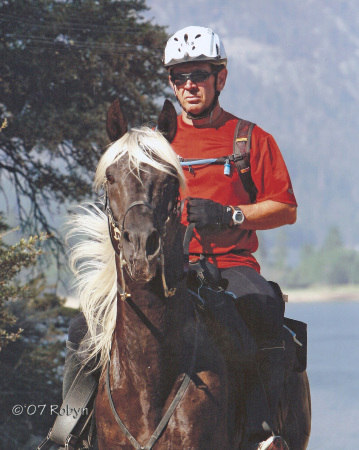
[114,272,188,370]
[112,226,188,379]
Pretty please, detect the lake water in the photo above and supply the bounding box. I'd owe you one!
[285,300,359,449]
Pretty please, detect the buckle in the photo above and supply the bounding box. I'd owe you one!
[65,433,79,450]
[36,428,53,450]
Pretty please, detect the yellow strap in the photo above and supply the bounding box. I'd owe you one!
[236,137,248,142]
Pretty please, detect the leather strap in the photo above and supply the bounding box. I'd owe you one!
[37,365,98,449]
[179,119,257,203]
[233,119,257,203]
[183,222,195,273]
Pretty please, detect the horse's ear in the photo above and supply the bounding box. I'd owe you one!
[157,99,177,143]
[106,98,128,142]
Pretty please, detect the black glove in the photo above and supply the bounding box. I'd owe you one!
[186,197,233,229]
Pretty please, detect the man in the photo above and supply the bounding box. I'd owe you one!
[163,26,297,450]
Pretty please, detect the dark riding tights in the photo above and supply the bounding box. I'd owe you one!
[220,265,284,348]
[221,265,286,443]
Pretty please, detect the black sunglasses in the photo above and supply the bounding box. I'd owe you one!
[170,70,215,86]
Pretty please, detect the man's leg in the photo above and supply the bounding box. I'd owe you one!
[220,266,287,448]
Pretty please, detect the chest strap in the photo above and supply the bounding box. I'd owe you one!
[178,119,257,203]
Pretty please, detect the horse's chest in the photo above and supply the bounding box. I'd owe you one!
[95,365,231,449]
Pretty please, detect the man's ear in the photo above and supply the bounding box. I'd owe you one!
[216,67,228,92]
[168,74,177,95]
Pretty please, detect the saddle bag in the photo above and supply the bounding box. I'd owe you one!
[283,317,307,373]
[269,281,308,373]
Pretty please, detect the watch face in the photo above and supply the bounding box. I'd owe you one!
[233,208,244,224]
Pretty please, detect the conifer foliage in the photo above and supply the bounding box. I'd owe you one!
[0,0,169,237]
[0,216,76,448]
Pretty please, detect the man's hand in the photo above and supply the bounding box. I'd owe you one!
[186,197,232,228]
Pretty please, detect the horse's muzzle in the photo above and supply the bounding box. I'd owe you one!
[122,228,161,282]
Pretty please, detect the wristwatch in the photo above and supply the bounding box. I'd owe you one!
[232,206,245,226]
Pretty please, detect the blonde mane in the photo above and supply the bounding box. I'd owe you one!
[67,127,185,369]
[94,126,186,191]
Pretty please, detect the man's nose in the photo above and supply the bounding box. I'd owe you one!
[183,78,197,89]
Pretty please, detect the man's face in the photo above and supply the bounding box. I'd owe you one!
[169,62,227,116]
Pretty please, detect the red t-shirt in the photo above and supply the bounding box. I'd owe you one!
[171,111,297,272]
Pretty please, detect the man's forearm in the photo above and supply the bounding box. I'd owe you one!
[238,200,297,230]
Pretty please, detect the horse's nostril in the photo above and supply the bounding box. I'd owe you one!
[146,230,160,258]
[123,230,130,243]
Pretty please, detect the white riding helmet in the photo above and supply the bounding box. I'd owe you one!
[163,26,227,69]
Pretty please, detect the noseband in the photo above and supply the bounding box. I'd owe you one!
[104,183,180,300]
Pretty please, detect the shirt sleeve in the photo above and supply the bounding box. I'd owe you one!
[250,126,298,206]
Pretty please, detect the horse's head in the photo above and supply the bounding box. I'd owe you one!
[95,100,185,287]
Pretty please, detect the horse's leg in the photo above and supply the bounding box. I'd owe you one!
[280,370,311,450]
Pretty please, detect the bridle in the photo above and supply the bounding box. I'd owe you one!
[104,179,181,300]
[102,183,201,450]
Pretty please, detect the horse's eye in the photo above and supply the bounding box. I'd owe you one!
[106,173,115,184]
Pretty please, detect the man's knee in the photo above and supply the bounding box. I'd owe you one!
[234,293,283,341]
[225,267,284,343]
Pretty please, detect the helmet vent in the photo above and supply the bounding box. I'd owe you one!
[174,37,178,41]
[192,46,195,50]
[216,44,219,55]
[184,34,188,43]
[195,34,201,39]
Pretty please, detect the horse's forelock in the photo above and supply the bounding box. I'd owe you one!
[94,127,186,192]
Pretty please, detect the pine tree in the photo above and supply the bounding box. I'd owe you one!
[0,0,169,240]
[287,227,359,287]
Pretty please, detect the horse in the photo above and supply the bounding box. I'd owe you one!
[68,99,311,449]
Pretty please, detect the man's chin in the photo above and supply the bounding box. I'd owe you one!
[184,103,204,115]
